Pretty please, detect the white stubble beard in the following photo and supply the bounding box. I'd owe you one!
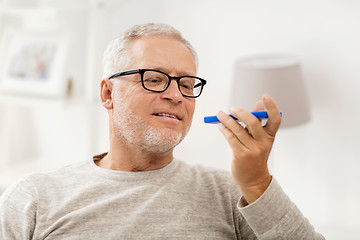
[112,90,189,153]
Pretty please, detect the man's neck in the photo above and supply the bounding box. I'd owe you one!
[95,144,174,172]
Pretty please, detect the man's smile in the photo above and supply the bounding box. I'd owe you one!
[153,113,181,120]
[152,110,184,121]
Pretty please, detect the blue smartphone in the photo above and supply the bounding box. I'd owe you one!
[204,111,282,124]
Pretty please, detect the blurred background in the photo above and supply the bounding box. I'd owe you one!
[0,0,359,238]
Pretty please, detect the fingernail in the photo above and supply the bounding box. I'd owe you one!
[218,110,225,117]
[263,94,271,102]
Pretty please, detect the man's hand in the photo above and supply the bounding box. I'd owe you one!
[217,94,282,204]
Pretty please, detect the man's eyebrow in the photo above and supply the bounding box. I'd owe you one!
[149,67,196,76]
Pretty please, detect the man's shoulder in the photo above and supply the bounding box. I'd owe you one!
[4,160,89,194]
[32,160,87,179]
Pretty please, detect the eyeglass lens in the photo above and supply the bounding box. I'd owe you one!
[142,70,202,97]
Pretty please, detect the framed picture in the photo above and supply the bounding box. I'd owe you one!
[0,29,69,98]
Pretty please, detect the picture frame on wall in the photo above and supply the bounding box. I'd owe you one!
[0,29,69,98]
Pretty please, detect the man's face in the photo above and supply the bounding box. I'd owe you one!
[111,35,197,153]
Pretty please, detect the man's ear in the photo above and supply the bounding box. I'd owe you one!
[100,79,113,110]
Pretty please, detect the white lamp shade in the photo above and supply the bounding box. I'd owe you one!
[230,54,311,128]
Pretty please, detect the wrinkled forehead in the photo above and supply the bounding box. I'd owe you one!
[126,35,197,75]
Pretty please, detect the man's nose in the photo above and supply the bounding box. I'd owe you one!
[161,79,183,103]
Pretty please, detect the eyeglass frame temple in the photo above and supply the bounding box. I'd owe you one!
[108,69,141,79]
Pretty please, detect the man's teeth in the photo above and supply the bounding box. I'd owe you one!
[156,113,179,119]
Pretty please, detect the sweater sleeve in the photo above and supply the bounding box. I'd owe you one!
[0,177,38,240]
[237,178,325,240]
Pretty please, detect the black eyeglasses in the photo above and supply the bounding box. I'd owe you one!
[108,69,207,98]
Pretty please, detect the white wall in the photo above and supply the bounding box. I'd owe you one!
[1,0,360,238]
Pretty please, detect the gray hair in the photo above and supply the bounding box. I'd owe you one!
[102,23,198,79]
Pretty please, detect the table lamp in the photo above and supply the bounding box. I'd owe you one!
[230,54,311,128]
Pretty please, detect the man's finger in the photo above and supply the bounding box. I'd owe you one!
[253,100,265,112]
[217,110,253,146]
[262,94,282,136]
[229,107,265,141]
[218,121,248,152]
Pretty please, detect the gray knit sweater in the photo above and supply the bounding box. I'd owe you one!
[0,156,324,239]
